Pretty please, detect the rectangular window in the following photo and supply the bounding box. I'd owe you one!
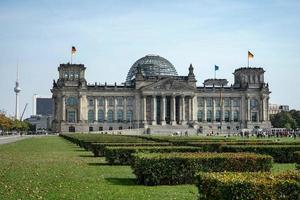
[233,99,240,107]
[98,97,104,106]
[224,98,230,107]
[197,97,204,107]
[68,111,76,123]
[117,97,123,106]
[108,97,114,106]
[88,98,94,106]
[251,112,258,122]
[206,98,212,107]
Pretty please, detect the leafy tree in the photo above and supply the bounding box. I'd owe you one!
[270,111,297,129]
[289,110,300,128]
[0,114,13,131]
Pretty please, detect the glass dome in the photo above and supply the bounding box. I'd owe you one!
[126,54,178,84]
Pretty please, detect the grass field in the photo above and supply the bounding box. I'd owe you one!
[0,136,297,200]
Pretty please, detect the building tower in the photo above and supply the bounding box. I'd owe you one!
[14,65,21,120]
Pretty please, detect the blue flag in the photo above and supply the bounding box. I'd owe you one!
[215,65,219,71]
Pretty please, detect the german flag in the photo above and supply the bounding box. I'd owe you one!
[248,51,254,59]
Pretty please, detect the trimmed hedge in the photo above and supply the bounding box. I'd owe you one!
[104,146,203,165]
[132,152,273,185]
[196,171,300,200]
[221,145,300,163]
[90,142,170,157]
[295,151,300,170]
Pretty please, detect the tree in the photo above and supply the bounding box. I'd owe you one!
[0,114,13,131]
[270,111,297,129]
[289,110,300,128]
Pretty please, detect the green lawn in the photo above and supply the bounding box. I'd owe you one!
[0,136,198,200]
[0,136,297,200]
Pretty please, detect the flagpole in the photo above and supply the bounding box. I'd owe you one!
[71,52,73,64]
[247,55,249,68]
[214,69,216,79]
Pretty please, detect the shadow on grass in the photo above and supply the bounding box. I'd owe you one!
[87,162,111,166]
[74,149,86,152]
[105,177,137,186]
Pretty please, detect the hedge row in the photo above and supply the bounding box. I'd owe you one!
[59,134,155,151]
[221,145,300,163]
[91,142,170,157]
[132,152,273,185]
[104,146,203,165]
[295,151,300,170]
[196,171,300,200]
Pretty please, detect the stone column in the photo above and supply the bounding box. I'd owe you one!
[221,98,225,122]
[62,95,66,121]
[247,97,251,122]
[161,96,166,125]
[192,96,197,122]
[104,97,107,121]
[124,97,127,121]
[230,98,234,121]
[170,95,176,125]
[152,96,157,125]
[212,98,216,122]
[181,95,186,124]
[189,97,192,121]
[203,98,207,122]
[114,97,118,121]
[78,95,82,122]
[142,96,147,124]
[260,96,264,122]
[94,97,98,122]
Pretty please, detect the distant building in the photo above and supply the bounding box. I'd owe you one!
[33,95,54,116]
[51,54,272,134]
[25,95,54,132]
[269,104,290,115]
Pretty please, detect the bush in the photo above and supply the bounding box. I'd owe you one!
[294,151,300,169]
[104,146,203,165]
[132,152,273,185]
[196,171,300,200]
[90,142,170,157]
[221,145,300,163]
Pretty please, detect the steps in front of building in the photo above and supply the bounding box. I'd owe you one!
[147,124,197,135]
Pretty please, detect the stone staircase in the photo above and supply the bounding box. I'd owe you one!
[146,124,197,135]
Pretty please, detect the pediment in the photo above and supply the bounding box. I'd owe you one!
[141,78,194,91]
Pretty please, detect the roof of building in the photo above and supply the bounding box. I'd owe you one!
[125,54,178,84]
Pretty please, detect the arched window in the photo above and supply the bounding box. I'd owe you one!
[126,110,133,121]
[234,111,239,122]
[197,110,203,122]
[98,109,104,122]
[225,111,230,122]
[207,110,212,122]
[66,97,78,106]
[107,110,114,122]
[88,110,94,123]
[216,110,221,122]
[117,110,124,122]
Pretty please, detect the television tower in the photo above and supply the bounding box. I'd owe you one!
[14,64,21,120]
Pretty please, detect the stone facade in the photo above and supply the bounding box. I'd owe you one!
[51,55,271,133]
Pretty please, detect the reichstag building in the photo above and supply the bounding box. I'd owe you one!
[51,54,271,133]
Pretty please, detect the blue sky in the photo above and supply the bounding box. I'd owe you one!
[0,0,300,118]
